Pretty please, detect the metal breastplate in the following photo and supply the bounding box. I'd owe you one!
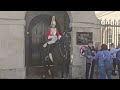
[50,28,57,35]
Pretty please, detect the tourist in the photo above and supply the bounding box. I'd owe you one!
[116,43,120,79]
[93,44,112,79]
[84,41,96,79]
[94,42,101,79]
[110,43,120,76]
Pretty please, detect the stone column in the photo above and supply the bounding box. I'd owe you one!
[69,11,101,79]
[0,19,26,79]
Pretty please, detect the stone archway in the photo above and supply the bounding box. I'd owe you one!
[25,11,72,78]
[0,11,101,79]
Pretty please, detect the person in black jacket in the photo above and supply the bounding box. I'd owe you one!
[84,41,96,79]
[89,44,96,79]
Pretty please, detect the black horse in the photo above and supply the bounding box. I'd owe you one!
[42,29,71,79]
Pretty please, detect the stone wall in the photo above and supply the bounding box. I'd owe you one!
[0,19,26,79]
[0,11,101,79]
[71,25,101,79]
[70,11,101,79]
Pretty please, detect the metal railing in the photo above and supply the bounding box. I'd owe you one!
[100,19,120,48]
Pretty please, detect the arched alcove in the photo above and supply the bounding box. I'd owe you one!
[24,11,72,78]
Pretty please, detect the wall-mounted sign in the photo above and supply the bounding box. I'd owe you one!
[76,32,93,45]
[80,46,87,56]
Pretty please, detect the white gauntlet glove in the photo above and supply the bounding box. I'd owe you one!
[43,43,48,48]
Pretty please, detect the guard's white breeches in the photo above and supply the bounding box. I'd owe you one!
[49,53,53,62]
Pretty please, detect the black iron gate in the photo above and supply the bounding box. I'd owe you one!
[101,19,120,48]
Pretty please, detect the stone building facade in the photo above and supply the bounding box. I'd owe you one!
[95,11,120,20]
[0,11,101,79]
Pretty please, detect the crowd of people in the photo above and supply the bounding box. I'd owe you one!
[84,41,120,79]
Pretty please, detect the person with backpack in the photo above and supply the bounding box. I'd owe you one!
[93,44,112,79]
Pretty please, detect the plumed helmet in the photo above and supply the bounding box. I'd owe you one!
[51,16,56,26]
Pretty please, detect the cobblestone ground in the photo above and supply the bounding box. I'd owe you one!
[89,65,120,79]
[92,71,119,79]
[27,71,119,79]
[27,75,119,79]
[112,71,119,79]
[27,72,119,79]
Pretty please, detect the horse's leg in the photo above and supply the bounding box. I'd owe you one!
[57,54,64,78]
[48,53,54,79]
[61,59,64,78]
[47,57,52,79]
[66,51,70,78]
[63,58,68,78]
[49,52,58,79]
[42,56,46,79]
[57,60,63,79]
[50,66,54,79]
[52,60,58,79]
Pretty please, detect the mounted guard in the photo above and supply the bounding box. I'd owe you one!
[43,16,71,79]
[43,16,62,47]
[42,16,63,78]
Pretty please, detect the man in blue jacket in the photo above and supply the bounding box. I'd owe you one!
[116,44,120,79]
[110,43,120,76]
[93,44,112,79]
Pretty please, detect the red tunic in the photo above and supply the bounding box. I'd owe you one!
[46,28,61,41]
